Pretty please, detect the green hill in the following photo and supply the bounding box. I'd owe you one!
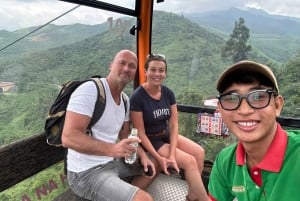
[0,23,108,57]
[185,7,300,64]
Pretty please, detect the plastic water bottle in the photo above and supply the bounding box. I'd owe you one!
[125,128,139,164]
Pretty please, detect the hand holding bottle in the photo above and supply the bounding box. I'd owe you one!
[125,128,139,164]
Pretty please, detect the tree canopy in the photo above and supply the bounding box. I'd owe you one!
[221,17,251,62]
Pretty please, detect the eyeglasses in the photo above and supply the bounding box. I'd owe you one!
[217,89,277,111]
[147,53,166,60]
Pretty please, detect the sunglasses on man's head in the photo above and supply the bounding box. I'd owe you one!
[147,53,166,60]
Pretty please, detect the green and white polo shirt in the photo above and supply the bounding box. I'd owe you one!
[208,124,300,201]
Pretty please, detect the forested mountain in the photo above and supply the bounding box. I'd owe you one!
[0,11,229,97]
[185,7,300,63]
[278,53,300,117]
[150,11,227,97]
[186,7,300,35]
[0,23,108,57]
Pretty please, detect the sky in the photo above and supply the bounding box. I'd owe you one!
[1,0,300,31]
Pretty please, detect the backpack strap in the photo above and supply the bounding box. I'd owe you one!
[121,92,128,115]
[87,78,128,131]
[88,78,106,129]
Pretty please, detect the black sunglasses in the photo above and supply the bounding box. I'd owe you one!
[147,53,166,60]
[217,89,277,111]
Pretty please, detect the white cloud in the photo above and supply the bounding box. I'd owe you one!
[1,0,300,31]
[239,0,300,17]
[0,0,126,31]
[0,1,70,31]
[154,0,245,13]
[154,0,300,19]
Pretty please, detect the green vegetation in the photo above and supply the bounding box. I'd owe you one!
[221,17,251,62]
[278,53,300,117]
[0,163,68,201]
[0,23,108,57]
[186,7,300,64]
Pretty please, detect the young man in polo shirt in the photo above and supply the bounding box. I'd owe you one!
[208,60,300,201]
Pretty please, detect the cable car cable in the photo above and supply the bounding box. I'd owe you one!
[0,4,80,53]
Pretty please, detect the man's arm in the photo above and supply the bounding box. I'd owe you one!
[62,111,115,155]
[62,111,135,159]
[118,121,131,140]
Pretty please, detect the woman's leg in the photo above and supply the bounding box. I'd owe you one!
[158,145,207,200]
[177,135,205,173]
[131,159,160,190]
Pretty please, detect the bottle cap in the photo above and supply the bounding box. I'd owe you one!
[131,128,138,135]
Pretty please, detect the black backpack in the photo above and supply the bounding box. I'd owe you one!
[44,76,128,147]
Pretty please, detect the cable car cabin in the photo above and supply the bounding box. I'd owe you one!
[0,0,300,200]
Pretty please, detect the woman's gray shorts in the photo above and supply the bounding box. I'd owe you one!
[67,159,144,201]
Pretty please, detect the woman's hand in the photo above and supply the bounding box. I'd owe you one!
[139,155,156,178]
[166,158,180,174]
[157,156,176,175]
